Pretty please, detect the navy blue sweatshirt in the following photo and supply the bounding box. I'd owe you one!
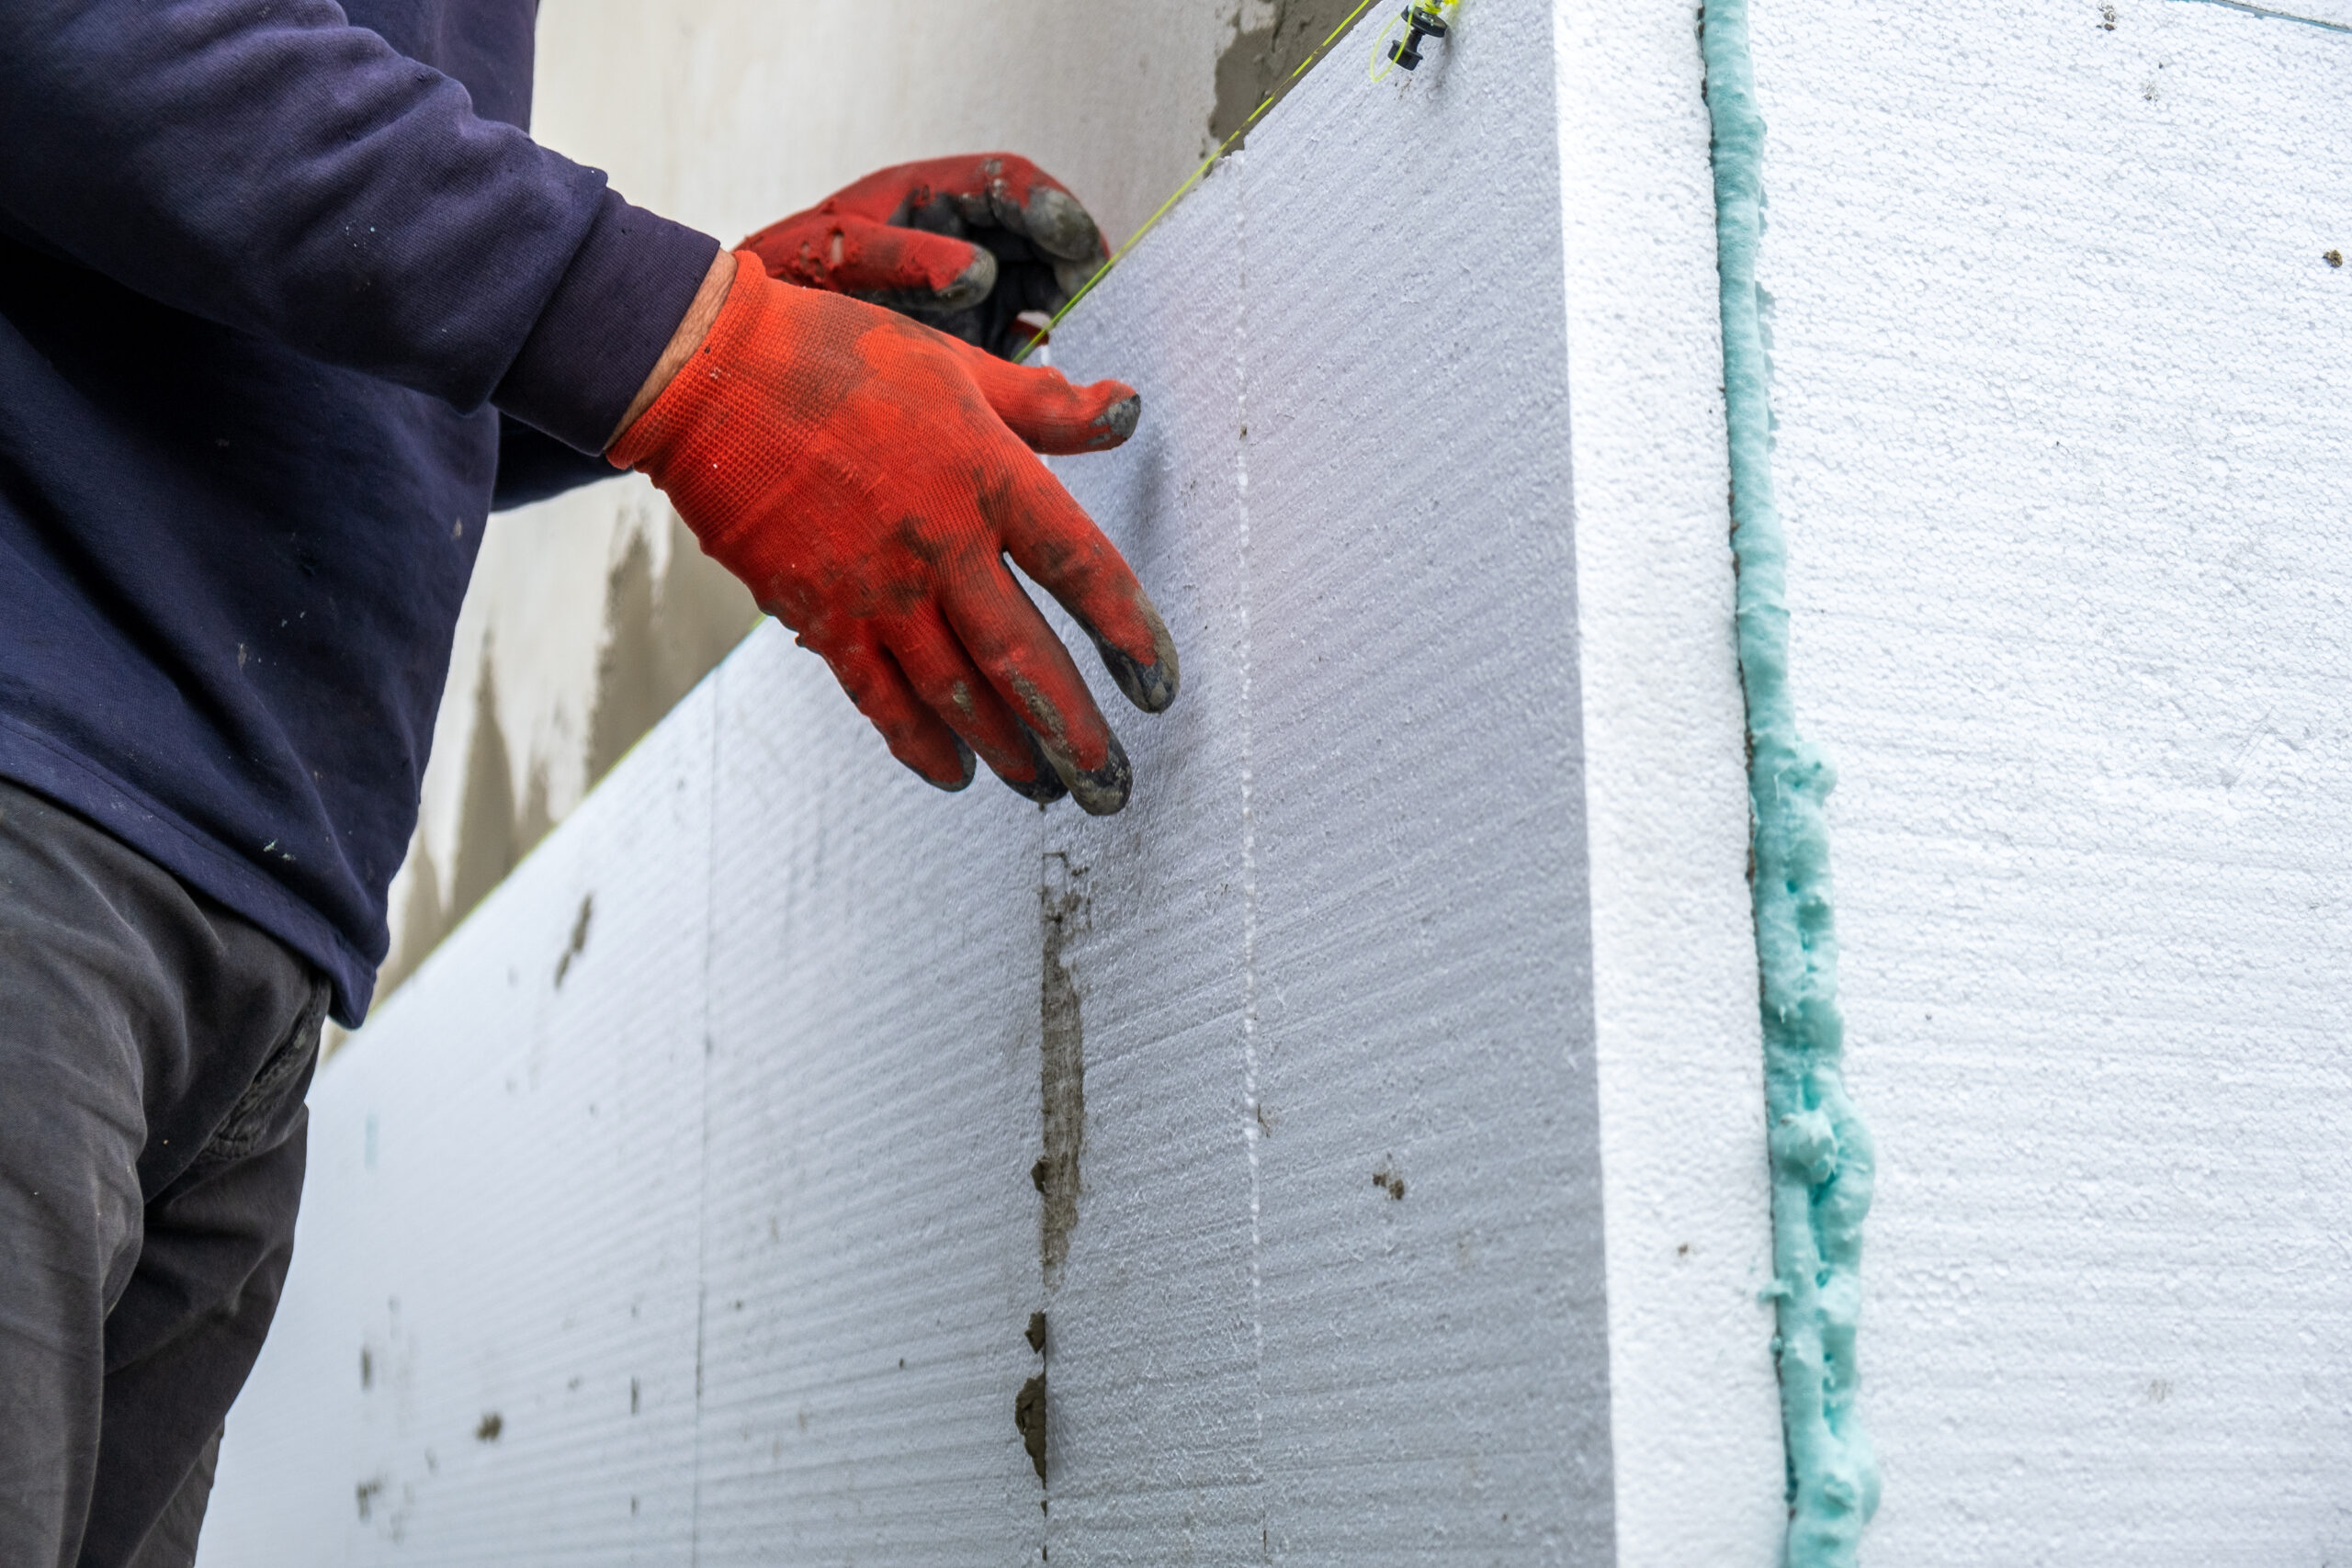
[0,0,719,1023]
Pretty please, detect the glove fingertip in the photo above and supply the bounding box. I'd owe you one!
[1022,185,1106,264]
[1092,391,1141,449]
[1005,675,1133,814]
[1057,730,1133,817]
[933,244,998,311]
[913,737,978,793]
[1082,597,1181,715]
[1094,639,1177,715]
[995,731,1071,805]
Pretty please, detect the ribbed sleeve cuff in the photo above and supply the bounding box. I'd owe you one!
[493,187,720,453]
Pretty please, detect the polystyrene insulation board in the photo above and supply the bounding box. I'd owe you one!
[1747,0,2352,1560]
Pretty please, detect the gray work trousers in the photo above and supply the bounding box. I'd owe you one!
[0,779,327,1568]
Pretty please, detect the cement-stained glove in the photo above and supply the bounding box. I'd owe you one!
[610,252,1177,812]
[741,154,1108,359]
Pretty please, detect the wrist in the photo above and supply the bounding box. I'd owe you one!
[606,247,740,451]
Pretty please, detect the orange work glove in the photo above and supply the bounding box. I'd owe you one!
[741,154,1108,359]
[610,252,1177,812]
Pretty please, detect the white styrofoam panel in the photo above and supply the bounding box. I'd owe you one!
[685,626,1050,1567]
[200,685,718,1565]
[1750,0,2352,1559]
[1233,4,1617,1561]
[1550,0,1790,1559]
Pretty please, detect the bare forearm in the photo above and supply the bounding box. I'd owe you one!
[609,247,738,448]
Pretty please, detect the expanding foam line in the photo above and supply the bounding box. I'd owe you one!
[1697,3,1882,1563]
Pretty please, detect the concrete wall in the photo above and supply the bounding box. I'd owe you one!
[202,4,1792,1561]
[371,0,1375,1014]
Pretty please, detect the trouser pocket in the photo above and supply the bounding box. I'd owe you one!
[195,979,328,1168]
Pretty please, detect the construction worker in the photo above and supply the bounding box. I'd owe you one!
[0,1,1179,1562]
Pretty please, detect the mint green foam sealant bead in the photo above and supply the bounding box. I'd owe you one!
[1699,1,1880,1562]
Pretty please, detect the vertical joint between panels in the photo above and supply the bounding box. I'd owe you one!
[687,665,723,1564]
[1698,5,1879,1563]
[1230,151,1271,1563]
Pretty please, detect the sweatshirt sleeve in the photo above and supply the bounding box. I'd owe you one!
[493,414,625,510]
[0,0,718,452]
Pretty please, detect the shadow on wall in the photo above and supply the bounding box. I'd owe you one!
[370,517,757,1017]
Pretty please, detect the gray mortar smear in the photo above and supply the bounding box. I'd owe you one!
[1015,1372,1048,1483]
[1035,856,1087,1286]
[1016,1311,1049,1483]
[1209,0,1372,150]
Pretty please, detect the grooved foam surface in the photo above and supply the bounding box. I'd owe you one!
[1747,0,2352,1559]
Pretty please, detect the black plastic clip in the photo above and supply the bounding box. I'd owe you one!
[1387,6,1450,71]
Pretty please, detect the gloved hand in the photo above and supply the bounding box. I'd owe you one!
[610,252,1177,812]
[741,154,1109,359]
